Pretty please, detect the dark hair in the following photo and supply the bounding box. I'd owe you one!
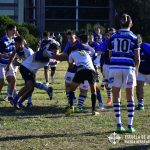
[14,36,24,43]
[120,14,132,28]
[43,31,50,37]
[48,43,59,50]
[6,24,15,31]
[66,30,76,36]
[108,27,116,33]
[79,34,88,43]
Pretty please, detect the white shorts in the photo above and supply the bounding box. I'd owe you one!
[49,59,57,67]
[44,59,57,67]
[137,72,150,83]
[0,63,15,79]
[65,71,89,90]
[102,64,110,83]
[65,71,75,84]
[108,68,136,88]
[93,56,101,67]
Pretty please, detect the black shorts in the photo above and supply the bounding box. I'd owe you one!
[73,69,96,84]
[20,65,35,83]
[51,66,56,71]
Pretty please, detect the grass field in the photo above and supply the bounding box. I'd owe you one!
[0,61,150,150]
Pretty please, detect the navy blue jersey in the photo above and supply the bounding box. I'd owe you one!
[139,43,150,74]
[35,39,58,62]
[40,39,51,49]
[35,40,50,62]
[64,40,80,56]
[0,35,15,64]
[108,29,140,70]
[63,41,80,73]
[98,40,110,65]
[88,41,100,53]
[93,33,104,43]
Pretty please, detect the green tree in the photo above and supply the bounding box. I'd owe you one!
[0,15,39,49]
[22,23,40,37]
[114,0,150,41]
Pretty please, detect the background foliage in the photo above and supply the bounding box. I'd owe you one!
[114,0,150,42]
[0,16,39,50]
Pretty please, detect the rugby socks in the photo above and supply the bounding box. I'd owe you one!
[91,94,97,111]
[28,96,32,104]
[66,91,70,104]
[106,87,112,99]
[127,101,135,128]
[13,94,20,103]
[69,91,75,107]
[97,91,103,104]
[35,81,49,91]
[77,95,86,109]
[66,91,76,104]
[113,102,122,128]
[138,99,144,108]
[18,100,23,107]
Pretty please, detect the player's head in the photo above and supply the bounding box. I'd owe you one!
[48,43,59,54]
[6,24,17,37]
[108,27,116,36]
[66,31,76,44]
[120,14,132,28]
[78,34,88,43]
[93,23,101,34]
[43,31,50,40]
[14,36,25,50]
[88,33,94,42]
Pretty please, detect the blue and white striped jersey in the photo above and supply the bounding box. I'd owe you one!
[0,35,15,64]
[108,29,140,70]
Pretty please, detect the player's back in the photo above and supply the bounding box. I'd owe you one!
[109,29,139,69]
[69,50,95,71]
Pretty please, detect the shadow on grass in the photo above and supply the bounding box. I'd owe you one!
[110,145,150,150]
[0,105,65,117]
[0,131,110,142]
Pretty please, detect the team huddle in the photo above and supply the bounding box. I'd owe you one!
[0,14,150,134]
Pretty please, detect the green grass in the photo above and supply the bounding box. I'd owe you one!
[0,61,150,150]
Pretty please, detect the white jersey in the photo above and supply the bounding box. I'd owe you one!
[69,50,95,71]
[22,53,49,74]
[23,47,34,59]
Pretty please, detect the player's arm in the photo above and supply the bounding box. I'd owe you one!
[5,50,17,72]
[134,48,140,76]
[51,52,68,61]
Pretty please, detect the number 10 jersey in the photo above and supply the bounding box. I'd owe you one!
[108,29,140,70]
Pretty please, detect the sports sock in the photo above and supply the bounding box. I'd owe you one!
[127,101,135,128]
[97,91,103,104]
[113,102,122,128]
[78,95,86,108]
[35,81,49,91]
[106,87,112,99]
[138,99,144,107]
[91,93,97,111]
